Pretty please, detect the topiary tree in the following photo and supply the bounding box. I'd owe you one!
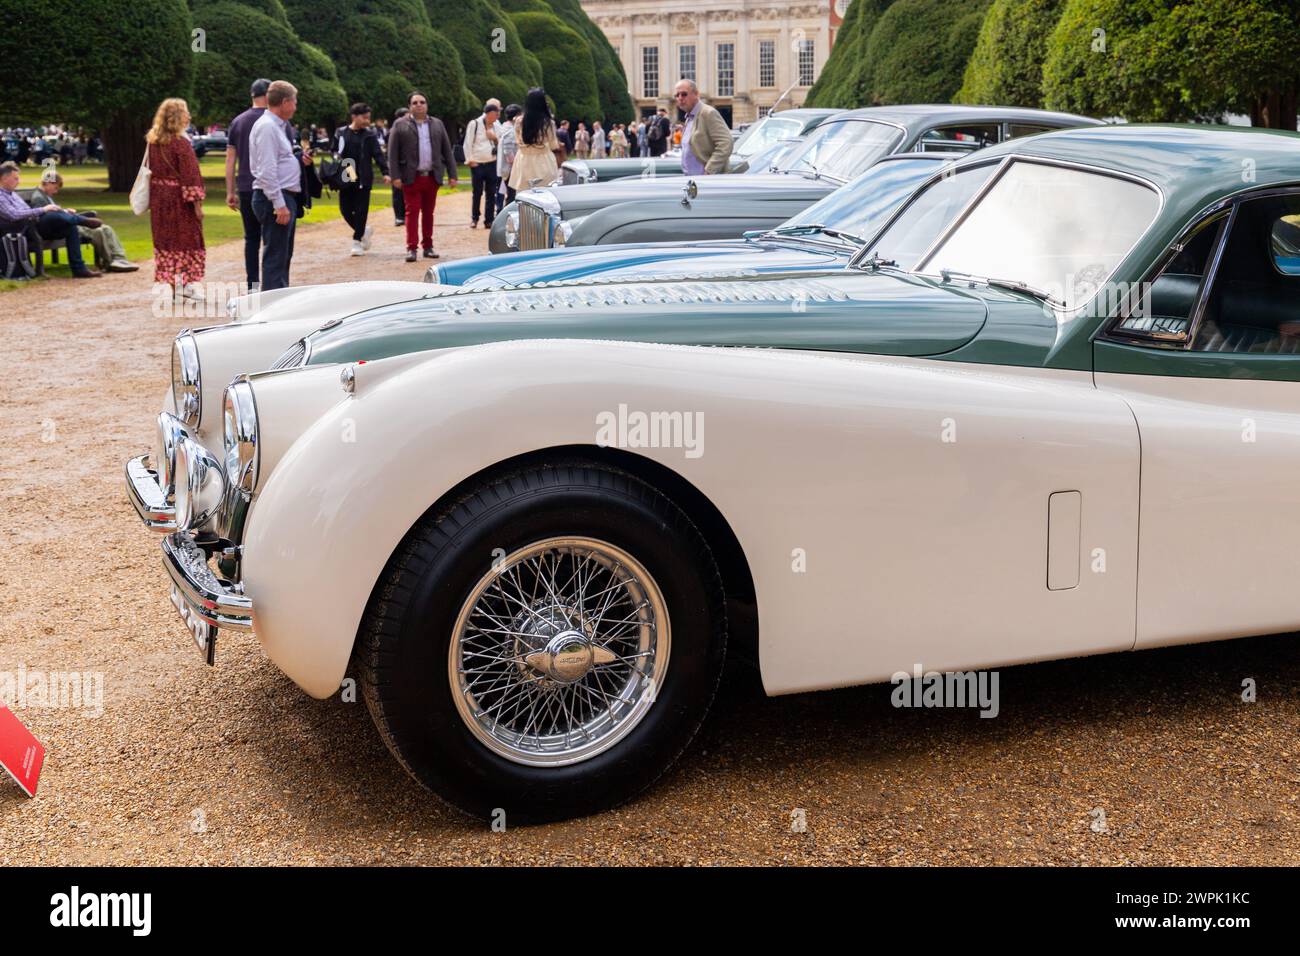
[1043,0,1299,125]
[956,0,1064,107]
[861,0,992,104]
[805,0,895,108]
[503,5,601,124]
[0,0,195,191]
[190,0,348,128]
[281,0,471,123]
[422,0,542,109]
[542,0,634,123]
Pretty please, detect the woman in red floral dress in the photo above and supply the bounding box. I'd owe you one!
[146,98,206,299]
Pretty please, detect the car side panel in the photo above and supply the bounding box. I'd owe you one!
[240,341,1139,699]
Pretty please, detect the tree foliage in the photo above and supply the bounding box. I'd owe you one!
[956,0,1063,107]
[422,0,542,109]
[1042,0,1300,126]
[507,9,600,124]
[862,0,992,104]
[190,0,348,127]
[805,0,895,108]
[281,0,473,123]
[541,0,634,122]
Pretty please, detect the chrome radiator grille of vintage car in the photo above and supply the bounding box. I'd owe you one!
[519,202,553,250]
[561,167,579,186]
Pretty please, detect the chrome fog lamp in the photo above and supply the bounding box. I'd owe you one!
[505,210,519,249]
[222,381,259,495]
[173,435,226,531]
[171,331,202,428]
[155,411,189,502]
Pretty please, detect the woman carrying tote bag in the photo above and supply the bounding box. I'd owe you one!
[146,98,207,300]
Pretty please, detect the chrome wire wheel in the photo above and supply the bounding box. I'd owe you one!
[449,536,670,767]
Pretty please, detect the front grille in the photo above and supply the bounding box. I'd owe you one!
[561,167,579,185]
[519,202,553,250]
[271,339,307,370]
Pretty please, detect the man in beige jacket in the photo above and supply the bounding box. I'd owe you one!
[673,79,733,175]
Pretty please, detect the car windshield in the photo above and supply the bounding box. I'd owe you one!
[920,161,1160,310]
[778,120,902,182]
[733,115,804,158]
[743,137,805,175]
[782,157,956,243]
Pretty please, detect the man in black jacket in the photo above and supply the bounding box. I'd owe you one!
[334,103,390,256]
[647,108,672,157]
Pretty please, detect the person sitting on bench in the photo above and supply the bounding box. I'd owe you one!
[28,169,137,272]
[0,161,101,277]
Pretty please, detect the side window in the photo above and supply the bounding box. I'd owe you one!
[920,123,999,150]
[1273,214,1300,275]
[1109,212,1226,344]
[1005,123,1053,140]
[1191,193,1300,353]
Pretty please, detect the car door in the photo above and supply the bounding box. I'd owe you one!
[1095,187,1300,649]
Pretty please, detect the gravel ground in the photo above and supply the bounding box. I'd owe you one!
[1,191,1298,865]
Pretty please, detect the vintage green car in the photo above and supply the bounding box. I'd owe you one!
[557,107,840,185]
[489,104,1101,253]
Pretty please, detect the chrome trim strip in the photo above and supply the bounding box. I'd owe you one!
[125,455,177,531]
[162,532,253,632]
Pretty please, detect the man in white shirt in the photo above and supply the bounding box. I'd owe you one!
[249,80,307,290]
[463,102,500,229]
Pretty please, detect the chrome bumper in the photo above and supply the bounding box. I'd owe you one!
[162,531,253,633]
[126,455,176,531]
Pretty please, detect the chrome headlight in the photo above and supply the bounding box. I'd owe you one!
[222,381,259,496]
[171,331,201,428]
[225,297,240,320]
[155,411,189,502]
[505,210,519,249]
[555,219,575,247]
[173,435,225,531]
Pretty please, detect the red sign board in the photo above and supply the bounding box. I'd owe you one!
[0,706,44,797]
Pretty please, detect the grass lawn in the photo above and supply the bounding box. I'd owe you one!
[3,154,471,288]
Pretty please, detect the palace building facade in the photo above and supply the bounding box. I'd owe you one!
[578,0,847,126]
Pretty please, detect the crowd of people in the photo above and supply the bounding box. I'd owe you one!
[1,126,103,166]
[1,72,730,289]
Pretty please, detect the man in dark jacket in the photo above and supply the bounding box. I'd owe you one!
[647,108,672,157]
[387,91,458,262]
[334,102,390,256]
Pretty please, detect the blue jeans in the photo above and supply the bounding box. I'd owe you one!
[35,211,91,273]
[251,189,298,292]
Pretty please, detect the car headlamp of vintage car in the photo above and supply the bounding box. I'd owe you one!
[225,297,240,320]
[505,210,519,249]
[222,380,259,496]
[423,264,446,284]
[155,410,189,502]
[173,434,226,532]
[555,218,577,247]
[171,331,202,428]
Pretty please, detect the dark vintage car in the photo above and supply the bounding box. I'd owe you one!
[558,107,839,185]
[489,105,1102,254]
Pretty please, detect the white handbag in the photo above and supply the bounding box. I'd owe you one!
[129,148,151,215]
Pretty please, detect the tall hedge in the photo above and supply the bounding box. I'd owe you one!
[0,0,195,190]
[281,0,472,122]
[190,0,348,127]
[805,0,895,108]
[956,0,1064,107]
[862,0,992,104]
[423,0,542,109]
[507,9,601,124]
[542,0,634,122]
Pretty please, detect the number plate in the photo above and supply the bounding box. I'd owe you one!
[170,584,217,666]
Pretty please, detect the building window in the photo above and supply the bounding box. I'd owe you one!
[679,44,696,83]
[797,38,815,86]
[642,46,659,99]
[716,42,735,97]
[758,40,775,88]
[758,106,773,119]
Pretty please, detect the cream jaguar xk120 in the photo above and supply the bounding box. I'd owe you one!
[127,125,1300,821]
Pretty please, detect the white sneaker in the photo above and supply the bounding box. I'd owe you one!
[361,225,374,251]
[350,240,365,256]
